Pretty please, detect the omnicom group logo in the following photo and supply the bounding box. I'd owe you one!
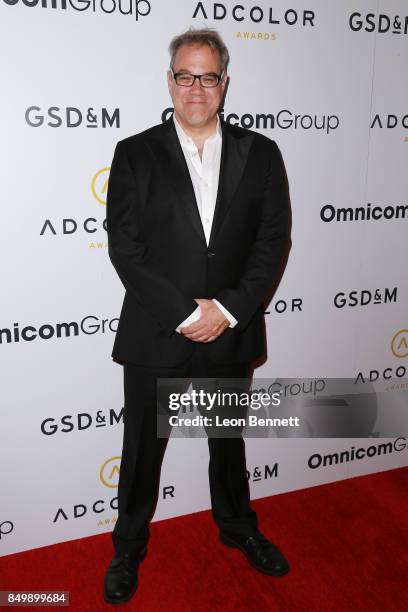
[3,0,151,20]
[320,202,408,223]
[0,316,118,345]
[163,108,339,134]
[308,438,407,470]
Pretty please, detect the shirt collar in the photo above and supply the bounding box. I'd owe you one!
[173,114,222,147]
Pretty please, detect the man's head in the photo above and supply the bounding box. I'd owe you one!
[167,28,229,131]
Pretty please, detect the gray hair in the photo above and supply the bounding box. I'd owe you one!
[169,28,230,73]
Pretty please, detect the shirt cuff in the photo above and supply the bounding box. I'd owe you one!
[213,299,238,328]
[176,305,201,333]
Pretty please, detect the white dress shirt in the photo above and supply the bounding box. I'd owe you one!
[173,114,238,332]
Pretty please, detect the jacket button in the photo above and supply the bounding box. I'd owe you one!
[207,251,215,258]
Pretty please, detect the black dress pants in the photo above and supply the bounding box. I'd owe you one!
[112,344,258,557]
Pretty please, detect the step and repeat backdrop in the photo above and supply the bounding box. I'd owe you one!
[1,1,407,556]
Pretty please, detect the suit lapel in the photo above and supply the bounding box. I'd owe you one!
[155,118,207,245]
[151,117,254,248]
[208,120,254,247]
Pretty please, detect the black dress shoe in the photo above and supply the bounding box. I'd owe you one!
[104,547,147,605]
[219,531,289,576]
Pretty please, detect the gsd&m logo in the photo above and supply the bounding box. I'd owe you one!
[3,0,151,20]
[334,288,397,309]
[40,408,123,436]
[391,330,408,359]
[246,463,278,482]
[349,12,408,35]
[25,106,120,129]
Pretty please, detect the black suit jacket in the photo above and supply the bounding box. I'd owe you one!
[106,116,290,366]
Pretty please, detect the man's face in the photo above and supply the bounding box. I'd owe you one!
[167,43,227,130]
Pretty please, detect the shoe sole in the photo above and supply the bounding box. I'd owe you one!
[219,533,290,577]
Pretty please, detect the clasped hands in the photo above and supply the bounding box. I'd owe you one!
[180,298,229,343]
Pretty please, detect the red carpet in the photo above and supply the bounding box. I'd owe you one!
[1,468,407,611]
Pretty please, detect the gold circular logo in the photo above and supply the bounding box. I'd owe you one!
[391,329,408,358]
[100,456,121,488]
[91,167,110,205]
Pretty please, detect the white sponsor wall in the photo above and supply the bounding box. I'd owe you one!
[1,0,407,556]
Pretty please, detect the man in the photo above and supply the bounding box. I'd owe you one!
[104,28,290,605]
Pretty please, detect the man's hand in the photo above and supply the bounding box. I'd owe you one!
[180,299,229,342]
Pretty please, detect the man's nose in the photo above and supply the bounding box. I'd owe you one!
[192,77,205,91]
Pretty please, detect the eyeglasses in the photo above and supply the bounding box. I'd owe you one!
[172,70,223,88]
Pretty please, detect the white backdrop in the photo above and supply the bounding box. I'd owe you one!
[1,0,407,556]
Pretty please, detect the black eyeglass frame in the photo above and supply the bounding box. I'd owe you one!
[171,70,224,88]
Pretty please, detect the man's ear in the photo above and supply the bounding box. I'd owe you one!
[221,71,228,91]
[167,70,173,92]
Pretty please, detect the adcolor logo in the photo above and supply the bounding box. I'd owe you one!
[371,115,408,130]
[100,457,121,489]
[354,330,408,384]
[371,114,408,143]
[391,330,408,359]
[39,168,109,249]
[91,168,110,205]
[192,3,315,28]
